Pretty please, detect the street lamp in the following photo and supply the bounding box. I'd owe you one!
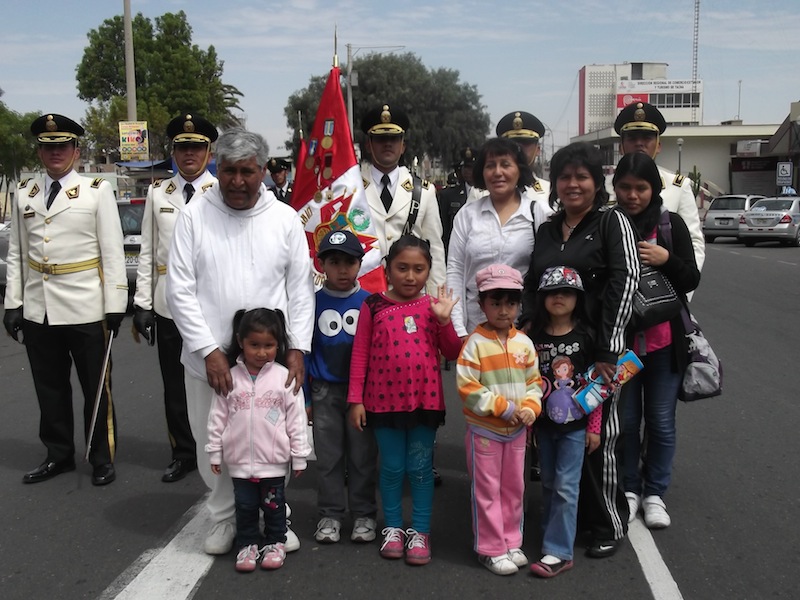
[677,137,684,174]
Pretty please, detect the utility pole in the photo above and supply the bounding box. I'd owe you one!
[123,0,137,120]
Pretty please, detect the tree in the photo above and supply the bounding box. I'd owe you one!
[76,11,243,160]
[0,92,40,220]
[284,52,490,167]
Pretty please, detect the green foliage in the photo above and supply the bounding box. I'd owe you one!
[0,97,39,181]
[284,52,490,165]
[76,10,243,160]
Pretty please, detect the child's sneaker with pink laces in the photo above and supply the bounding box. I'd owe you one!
[379,527,406,559]
[404,529,431,565]
[234,544,260,573]
[260,542,286,570]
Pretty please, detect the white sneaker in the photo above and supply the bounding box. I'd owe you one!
[350,517,377,542]
[285,522,300,552]
[507,548,528,568]
[204,519,236,555]
[642,495,671,529]
[478,553,519,575]
[315,517,341,543]
[626,492,642,523]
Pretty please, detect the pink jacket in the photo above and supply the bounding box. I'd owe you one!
[206,356,311,479]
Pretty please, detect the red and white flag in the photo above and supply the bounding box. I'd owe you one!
[291,64,385,293]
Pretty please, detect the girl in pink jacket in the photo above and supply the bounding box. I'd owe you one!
[206,308,312,573]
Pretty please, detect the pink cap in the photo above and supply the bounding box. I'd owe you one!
[476,264,524,292]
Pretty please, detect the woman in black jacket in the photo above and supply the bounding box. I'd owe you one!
[613,153,700,530]
[521,142,640,558]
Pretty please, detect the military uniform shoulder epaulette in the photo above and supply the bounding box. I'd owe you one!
[362,177,370,189]
[673,174,685,187]
[421,179,430,190]
[91,177,104,188]
[201,182,214,192]
[18,178,32,189]
[152,179,165,188]
[532,180,544,193]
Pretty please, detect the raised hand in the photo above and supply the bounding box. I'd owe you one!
[429,284,459,325]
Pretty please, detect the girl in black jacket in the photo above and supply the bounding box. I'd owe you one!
[613,153,700,530]
[521,142,640,558]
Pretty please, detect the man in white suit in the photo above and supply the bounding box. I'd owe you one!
[360,104,445,292]
[3,113,127,486]
[133,113,218,483]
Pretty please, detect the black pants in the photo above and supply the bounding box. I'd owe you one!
[233,476,287,548]
[155,315,195,461]
[23,319,116,467]
[578,387,629,541]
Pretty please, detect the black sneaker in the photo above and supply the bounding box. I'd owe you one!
[586,539,620,558]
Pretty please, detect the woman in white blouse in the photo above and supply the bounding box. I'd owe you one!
[446,137,548,338]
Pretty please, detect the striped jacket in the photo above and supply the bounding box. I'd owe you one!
[457,324,543,437]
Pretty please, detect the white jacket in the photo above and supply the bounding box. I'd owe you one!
[5,170,127,323]
[362,164,446,292]
[166,183,315,380]
[134,170,216,317]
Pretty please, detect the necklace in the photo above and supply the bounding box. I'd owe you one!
[563,218,579,233]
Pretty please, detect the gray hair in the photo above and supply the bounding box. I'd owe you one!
[215,128,270,168]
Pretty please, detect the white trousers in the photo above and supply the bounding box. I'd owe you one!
[185,373,235,524]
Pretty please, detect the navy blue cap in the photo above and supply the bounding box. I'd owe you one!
[318,229,364,259]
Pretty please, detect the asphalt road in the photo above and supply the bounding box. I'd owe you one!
[0,238,798,600]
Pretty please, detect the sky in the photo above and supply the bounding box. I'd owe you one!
[2,0,799,157]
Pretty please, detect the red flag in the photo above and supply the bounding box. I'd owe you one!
[292,65,385,293]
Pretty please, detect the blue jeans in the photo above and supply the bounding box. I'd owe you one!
[622,346,682,498]
[537,426,586,561]
[373,425,436,533]
[232,476,286,548]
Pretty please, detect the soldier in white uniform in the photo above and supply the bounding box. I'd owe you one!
[613,102,705,271]
[496,111,554,231]
[3,114,127,486]
[133,113,218,483]
[360,104,445,292]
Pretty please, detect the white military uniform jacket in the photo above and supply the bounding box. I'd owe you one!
[526,177,554,232]
[362,164,446,292]
[4,170,128,324]
[657,166,705,271]
[134,170,216,317]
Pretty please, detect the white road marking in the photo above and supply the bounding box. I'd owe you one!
[628,517,684,600]
[778,260,798,266]
[100,498,214,600]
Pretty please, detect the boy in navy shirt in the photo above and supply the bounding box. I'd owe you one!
[308,230,378,544]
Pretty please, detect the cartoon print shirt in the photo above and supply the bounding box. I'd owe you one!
[533,323,594,432]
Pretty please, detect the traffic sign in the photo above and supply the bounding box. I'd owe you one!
[777,161,793,185]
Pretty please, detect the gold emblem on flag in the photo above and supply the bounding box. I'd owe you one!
[314,190,323,201]
[323,167,333,179]
[321,136,333,149]
[305,156,314,170]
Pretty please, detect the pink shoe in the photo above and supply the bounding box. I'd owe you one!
[234,544,259,573]
[260,542,286,570]
[404,529,431,565]
[379,527,406,559]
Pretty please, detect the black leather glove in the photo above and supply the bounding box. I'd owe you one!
[105,313,125,337]
[132,307,156,346]
[3,307,23,342]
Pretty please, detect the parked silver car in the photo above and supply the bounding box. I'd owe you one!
[702,194,765,242]
[738,196,800,247]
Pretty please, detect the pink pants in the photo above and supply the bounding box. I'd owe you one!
[465,427,526,556]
